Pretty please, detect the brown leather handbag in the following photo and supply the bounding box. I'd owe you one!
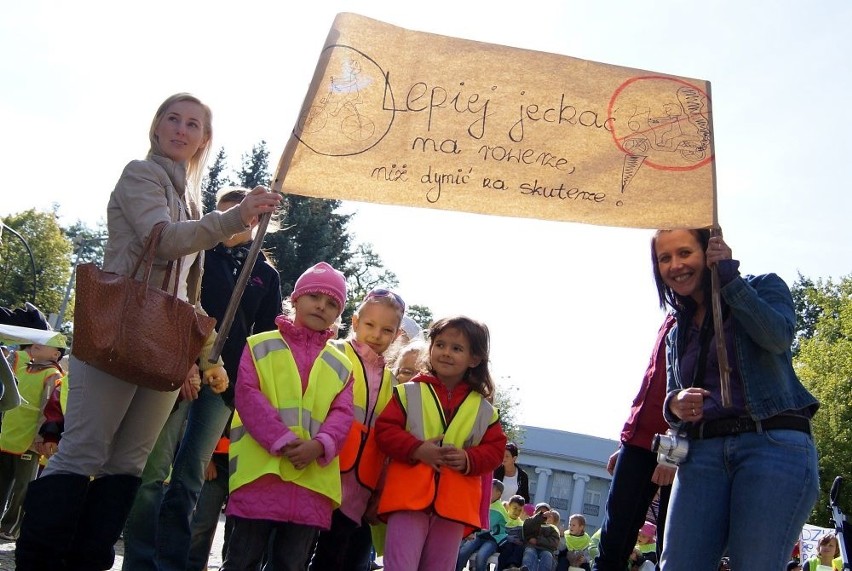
[71,222,217,391]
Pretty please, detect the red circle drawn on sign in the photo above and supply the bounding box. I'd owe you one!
[607,75,714,172]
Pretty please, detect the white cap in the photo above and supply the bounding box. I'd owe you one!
[400,315,421,340]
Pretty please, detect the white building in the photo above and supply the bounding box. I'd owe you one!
[513,425,619,533]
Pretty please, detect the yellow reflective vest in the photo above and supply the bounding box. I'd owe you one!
[332,340,395,490]
[229,331,353,506]
[0,351,64,454]
[378,381,498,528]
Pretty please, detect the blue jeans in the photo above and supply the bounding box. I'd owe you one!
[660,428,818,571]
[123,386,233,571]
[523,546,555,571]
[594,444,670,571]
[457,534,498,571]
[187,452,229,571]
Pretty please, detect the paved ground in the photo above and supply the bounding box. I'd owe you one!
[0,514,227,570]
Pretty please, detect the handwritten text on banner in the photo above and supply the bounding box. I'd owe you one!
[276,13,716,229]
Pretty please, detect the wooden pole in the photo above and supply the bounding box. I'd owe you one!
[704,82,731,406]
[710,228,733,407]
[209,134,297,363]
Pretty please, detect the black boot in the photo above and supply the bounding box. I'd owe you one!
[65,474,142,571]
[15,473,91,571]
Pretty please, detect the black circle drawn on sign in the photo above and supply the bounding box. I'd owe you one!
[293,44,395,157]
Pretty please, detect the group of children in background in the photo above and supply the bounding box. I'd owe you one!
[0,325,68,542]
[458,475,657,571]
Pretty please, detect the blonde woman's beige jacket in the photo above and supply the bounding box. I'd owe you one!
[103,154,248,370]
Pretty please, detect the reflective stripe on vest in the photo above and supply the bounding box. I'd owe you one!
[228,332,352,505]
[0,351,62,454]
[333,340,394,489]
[377,381,499,528]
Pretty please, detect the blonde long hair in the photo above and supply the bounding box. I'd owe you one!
[148,93,213,210]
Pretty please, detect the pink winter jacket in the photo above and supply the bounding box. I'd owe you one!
[225,315,354,529]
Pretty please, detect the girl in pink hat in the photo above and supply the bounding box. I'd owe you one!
[223,262,354,571]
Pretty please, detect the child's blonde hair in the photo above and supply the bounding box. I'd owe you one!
[349,288,405,338]
[388,338,428,376]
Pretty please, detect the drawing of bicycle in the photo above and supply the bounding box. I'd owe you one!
[298,59,376,141]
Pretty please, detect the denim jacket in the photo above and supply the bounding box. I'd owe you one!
[665,271,818,426]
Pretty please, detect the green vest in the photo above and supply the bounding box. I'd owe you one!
[0,351,63,454]
[807,558,843,571]
[229,332,353,505]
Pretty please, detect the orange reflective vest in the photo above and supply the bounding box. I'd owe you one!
[378,381,498,528]
[333,340,394,490]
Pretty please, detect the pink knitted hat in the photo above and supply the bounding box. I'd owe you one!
[291,262,347,314]
[639,521,657,538]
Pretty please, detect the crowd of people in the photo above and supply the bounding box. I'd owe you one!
[0,90,834,571]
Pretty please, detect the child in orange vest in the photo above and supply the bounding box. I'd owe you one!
[309,288,405,570]
[375,315,507,571]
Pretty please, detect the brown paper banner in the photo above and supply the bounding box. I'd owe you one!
[276,13,716,229]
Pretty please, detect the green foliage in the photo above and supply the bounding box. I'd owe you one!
[64,219,107,266]
[204,139,434,339]
[237,141,271,189]
[0,209,73,315]
[407,305,434,331]
[794,274,852,525]
[494,379,524,445]
[202,147,233,214]
[339,243,399,336]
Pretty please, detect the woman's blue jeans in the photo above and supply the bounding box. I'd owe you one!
[660,428,818,571]
[122,386,232,571]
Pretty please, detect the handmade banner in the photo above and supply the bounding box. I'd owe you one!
[799,523,835,563]
[276,12,716,229]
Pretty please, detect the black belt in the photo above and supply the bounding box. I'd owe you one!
[687,415,811,440]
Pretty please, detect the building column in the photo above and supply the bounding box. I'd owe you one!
[570,473,590,515]
[533,467,552,505]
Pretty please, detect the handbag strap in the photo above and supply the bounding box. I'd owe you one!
[129,222,183,297]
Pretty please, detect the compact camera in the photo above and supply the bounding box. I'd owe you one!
[651,429,689,467]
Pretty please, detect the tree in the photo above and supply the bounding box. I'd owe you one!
[339,243,400,334]
[219,140,429,338]
[237,141,271,189]
[49,219,109,330]
[0,209,73,316]
[202,147,233,214]
[344,243,399,299]
[794,274,852,526]
[64,220,108,266]
[231,141,354,294]
[407,304,434,331]
[494,378,524,445]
